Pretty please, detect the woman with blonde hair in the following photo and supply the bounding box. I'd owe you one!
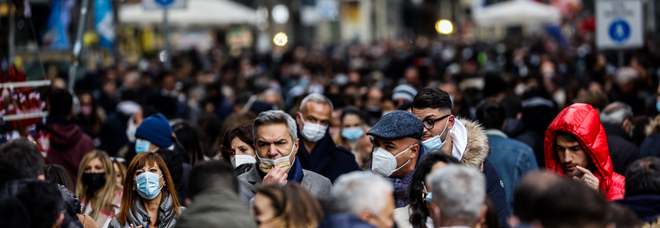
[76,151,123,228]
[108,152,183,228]
[252,183,324,228]
[112,158,127,186]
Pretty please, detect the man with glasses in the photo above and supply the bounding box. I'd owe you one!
[366,110,425,208]
[411,88,511,227]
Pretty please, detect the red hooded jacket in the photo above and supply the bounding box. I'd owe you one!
[544,103,625,201]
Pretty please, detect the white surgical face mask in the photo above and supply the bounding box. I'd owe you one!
[231,155,257,168]
[299,113,328,142]
[371,145,413,177]
[126,116,138,142]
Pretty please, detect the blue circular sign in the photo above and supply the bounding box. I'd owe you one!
[608,19,631,44]
[155,0,174,7]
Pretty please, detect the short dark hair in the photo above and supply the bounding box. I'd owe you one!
[411,88,452,112]
[0,196,30,228]
[221,126,253,162]
[44,165,74,192]
[141,106,159,119]
[0,139,45,184]
[512,172,562,222]
[476,100,506,130]
[556,131,579,143]
[156,149,183,194]
[16,181,63,228]
[500,96,522,119]
[187,160,238,198]
[340,106,363,123]
[625,157,660,197]
[607,202,641,228]
[47,88,73,118]
[534,179,608,228]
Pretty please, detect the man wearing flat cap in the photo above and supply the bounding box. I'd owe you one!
[367,110,425,208]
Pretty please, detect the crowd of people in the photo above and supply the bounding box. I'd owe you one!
[2,33,660,228]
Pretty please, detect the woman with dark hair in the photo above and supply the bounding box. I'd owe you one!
[252,183,324,228]
[44,164,75,192]
[333,106,371,169]
[220,126,256,175]
[108,152,183,228]
[393,153,460,228]
[172,122,205,165]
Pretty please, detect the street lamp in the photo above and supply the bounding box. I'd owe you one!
[436,20,453,34]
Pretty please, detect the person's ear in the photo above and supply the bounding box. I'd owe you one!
[478,204,487,224]
[516,112,523,120]
[429,202,441,227]
[293,138,299,155]
[410,144,419,159]
[295,111,302,125]
[185,198,192,206]
[623,119,632,130]
[53,213,64,228]
[501,120,507,130]
[358,210,377,227]
[38,174,45,181]
[448,115,455,130]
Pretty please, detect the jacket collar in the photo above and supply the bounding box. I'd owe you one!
[296,130,335,173]
[486,129,508,139]
[455,118,490,169]
[127,192,177,227]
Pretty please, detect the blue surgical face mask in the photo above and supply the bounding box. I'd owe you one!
[656,100,660,113]
[425,192,433,203]
[135,139,152,154]
[134,172,163,200]
[421,120,450,153]
[342,127,364,141]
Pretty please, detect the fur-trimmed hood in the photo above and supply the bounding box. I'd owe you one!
[456,118,490,168]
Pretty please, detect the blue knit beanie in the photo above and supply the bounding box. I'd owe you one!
[135,113,172,148]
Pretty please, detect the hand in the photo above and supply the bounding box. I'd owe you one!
[263,167,288,185]
[130,224,143,228]
[573,166,599,190]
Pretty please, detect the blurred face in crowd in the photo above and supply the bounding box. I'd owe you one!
[79,93,94,117]
[228,137,256,160]
[366,88,384,109]
[342,113,363,130]
[404,68,419,86]
[133,109,145,126]
[372,136,419,178]
[412,108,455,145]
[255,124,298,163]
[262,93,281,109]
[84,157,105,174]
[296,101,332,130]
[253,193,277,228]
[349,71,361,84]
[556,134,592,178]
[113,162,123,185]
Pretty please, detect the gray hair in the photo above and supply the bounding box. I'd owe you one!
[253,110,298,144]
[331,171,393,216]
[300,93,334,111]
[427,164,486,225]
[600,102,633,126]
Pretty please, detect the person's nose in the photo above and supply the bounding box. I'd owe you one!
[267,144,279,157]
[564,151,574,163]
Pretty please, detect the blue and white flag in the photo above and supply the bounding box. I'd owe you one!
[95,0,114,49]
[44,0,73,49]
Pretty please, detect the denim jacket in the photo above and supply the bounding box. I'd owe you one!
[486,129,538,212]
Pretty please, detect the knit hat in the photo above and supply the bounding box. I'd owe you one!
[392,84,418,101]
[136,113,172,148]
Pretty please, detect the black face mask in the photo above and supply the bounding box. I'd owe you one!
[82,173,106,191]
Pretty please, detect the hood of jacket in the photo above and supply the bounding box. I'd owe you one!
[544,104,618,195]
[456,118,490,169]
[176,189,257,228]
[44,121,86,147]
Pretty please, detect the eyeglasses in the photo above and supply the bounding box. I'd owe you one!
[423,114,451,130]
